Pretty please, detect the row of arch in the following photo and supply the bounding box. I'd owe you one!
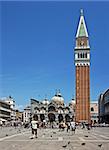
[78,53,88,58]
[76,63,89,66]
[33,113,71,123]
[34,105,70,112]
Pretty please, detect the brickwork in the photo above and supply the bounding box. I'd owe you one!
[75,66,90,123]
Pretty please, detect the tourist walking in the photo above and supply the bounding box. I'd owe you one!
[66,122,70,132]
[81,122,85,129]
[31,115,38,139]
[70,120,76,134]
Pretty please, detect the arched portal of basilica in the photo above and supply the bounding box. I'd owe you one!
[58,114,63,123]
[40,114,45,122]
[48,113,55,122]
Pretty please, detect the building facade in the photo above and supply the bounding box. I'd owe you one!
[16,110,23,122]
[0,100,11,124]
[30,91,75,123]
[74,10,90,123]
[98,89,109,123]
[90,101,98,123]
[23,106,31,123]
[4,96,16,121]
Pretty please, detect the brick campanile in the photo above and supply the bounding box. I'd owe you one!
[74,10,90,123]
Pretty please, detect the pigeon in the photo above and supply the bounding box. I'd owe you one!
[50,135,52,137]
[98,144,102,147]
[84,135,88,137]
[6,134,8,136]
[62,145,67,148]
[88,132,90,133]
[68,141,70,145]
[81,143,85,145]
[17,130,21,133]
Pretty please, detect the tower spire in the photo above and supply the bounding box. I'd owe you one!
[76,9,88,38]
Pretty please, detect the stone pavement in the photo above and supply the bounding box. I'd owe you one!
[0,127,109,150]
[0,126,28,138]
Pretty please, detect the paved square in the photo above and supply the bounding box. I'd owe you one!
[0,127,109,150]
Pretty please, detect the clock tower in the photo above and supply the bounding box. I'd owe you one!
[74,10,90,123]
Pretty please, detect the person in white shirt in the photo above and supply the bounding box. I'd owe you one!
[70,120,76,134]
[31,115,38,139]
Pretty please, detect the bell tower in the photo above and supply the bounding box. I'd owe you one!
[74,9,90,123]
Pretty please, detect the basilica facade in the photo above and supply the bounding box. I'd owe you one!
[30,90,75,123]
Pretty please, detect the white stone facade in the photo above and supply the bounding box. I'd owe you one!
[30,92,75,123]
[90,101,98,123]
[4,96,16,121]
[23,106,31,123]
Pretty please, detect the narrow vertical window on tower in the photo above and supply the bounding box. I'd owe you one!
[85,53,87,58]
[80,53,82,58]
[74,9,90,123]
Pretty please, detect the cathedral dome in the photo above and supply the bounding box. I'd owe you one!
[51,90,64,105]
[42,99,49,105]
[69,98,76,107]
[70,99,75,104]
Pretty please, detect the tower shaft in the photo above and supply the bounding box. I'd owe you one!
[76,66,90,122]
[74,10,90,123]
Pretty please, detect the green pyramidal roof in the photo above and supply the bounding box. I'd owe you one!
[76,11,88,38]
[78,21,86,37]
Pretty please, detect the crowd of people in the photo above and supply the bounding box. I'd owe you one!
[0,115,95,140]
[30,114,98,139]
[30,114,78,139]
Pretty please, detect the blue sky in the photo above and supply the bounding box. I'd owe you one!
[1,1,109,109]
